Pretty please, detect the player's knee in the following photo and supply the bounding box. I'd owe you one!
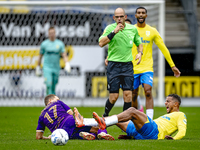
[145,90,152,98]
[109,94,119,103]
[127,107,137,115]
[123,95,132,103]
[123,91,132,100]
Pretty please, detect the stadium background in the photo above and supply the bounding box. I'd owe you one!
[0,0,200,107]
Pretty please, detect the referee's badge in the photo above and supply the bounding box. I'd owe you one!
[146,31,150,37]
[56,45,59,49]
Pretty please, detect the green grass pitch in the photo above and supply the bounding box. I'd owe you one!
[0,106,200,150]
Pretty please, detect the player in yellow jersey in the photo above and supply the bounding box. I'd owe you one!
[132,7,181,119]
[91,94,187,140]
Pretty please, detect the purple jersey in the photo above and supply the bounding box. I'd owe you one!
[36,100,73,132]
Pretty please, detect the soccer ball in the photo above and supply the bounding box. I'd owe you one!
[51,129,69,146]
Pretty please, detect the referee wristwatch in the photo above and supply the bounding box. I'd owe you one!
[139,51,143,55]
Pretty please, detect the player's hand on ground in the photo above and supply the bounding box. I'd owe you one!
[48,134,51,139]
[105,58,108,66]
[35,66,42,76]
[115,23,124,33]
[65,62,71,73]
[171,66,181,77]
[135,53,142,65]
[165,135,174,140]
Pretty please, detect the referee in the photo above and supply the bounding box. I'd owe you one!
[99,8,143,117]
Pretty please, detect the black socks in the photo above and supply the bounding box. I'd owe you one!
[103,99,114,117]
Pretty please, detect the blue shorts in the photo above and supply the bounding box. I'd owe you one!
[126,116,158,139]
[134,72,154,90]
[107,61,134,93]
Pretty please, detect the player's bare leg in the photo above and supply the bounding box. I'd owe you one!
[132,88,139,108]
[143,83,154,119]
[94,107,147,131]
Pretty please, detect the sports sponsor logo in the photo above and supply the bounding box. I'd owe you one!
[165,76,200,97]
[1,22,90,38]
[161,115,171,121]
[0,49,39,70]
[141,37,150,44]
[0,13,102,45]
[0,46,74,70]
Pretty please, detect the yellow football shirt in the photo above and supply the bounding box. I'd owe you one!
[132,24,175,74]
[154,111,187,140]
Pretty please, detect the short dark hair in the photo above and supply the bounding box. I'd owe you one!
[125,18,132,24]
[135,6,147,14]
[44,94,56,106]
[167,94,181,106]
[48,26,55,31]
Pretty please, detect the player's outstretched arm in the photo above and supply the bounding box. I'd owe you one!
[171,66,181,77]
[36,131,51,140]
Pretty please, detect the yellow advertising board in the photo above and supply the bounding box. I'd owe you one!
[0,46,73,70]
[91,76,200,98]
[165,76,200,97]
[0,50,39,70]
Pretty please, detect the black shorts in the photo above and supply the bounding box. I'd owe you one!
[107,61,134,93]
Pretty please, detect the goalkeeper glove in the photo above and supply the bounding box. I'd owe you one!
[64,62,71,73]
[35,66,42,76]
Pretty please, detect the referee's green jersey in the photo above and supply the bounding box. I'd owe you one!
[99,22,141,62]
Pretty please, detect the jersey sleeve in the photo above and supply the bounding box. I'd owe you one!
[60,41,65,53]
[99,26,112,41]
[40,42,45,55]
[58,100,71,112]
[153,29,175,68]
[173,113,187,140]
[133,28,142,47]
[36,116,45,132]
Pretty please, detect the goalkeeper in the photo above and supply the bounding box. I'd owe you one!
[36,27,71,95]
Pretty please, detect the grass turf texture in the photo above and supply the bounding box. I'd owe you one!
[0,106,200,150]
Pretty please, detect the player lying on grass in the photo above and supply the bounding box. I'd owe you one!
[74,94,187,140]
[36,94,114,141]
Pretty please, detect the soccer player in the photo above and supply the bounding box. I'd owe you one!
[132,7,181,119]
[92,94,187,140]
[36,94,114,140]
[35,27,71,95]
[99,8,143,117]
